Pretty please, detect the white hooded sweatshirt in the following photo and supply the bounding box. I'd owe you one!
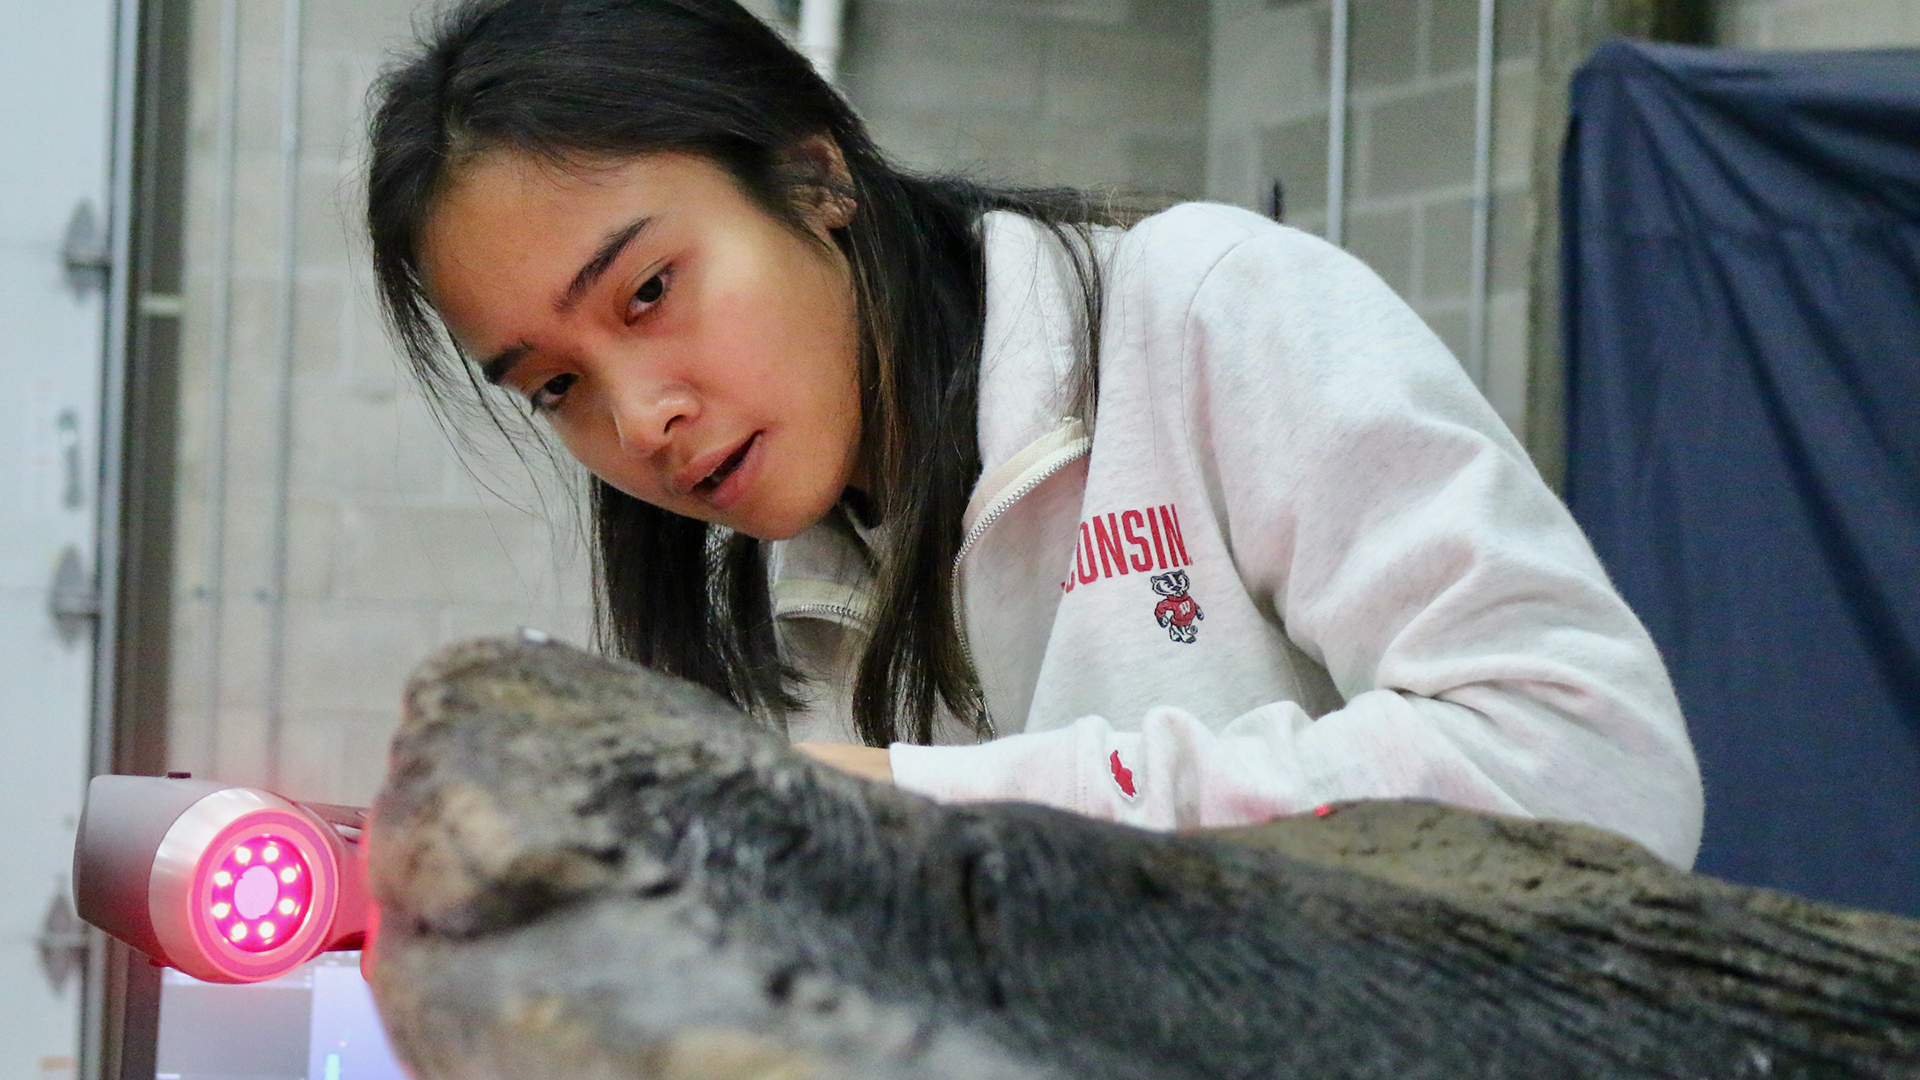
[770,204,1704,869]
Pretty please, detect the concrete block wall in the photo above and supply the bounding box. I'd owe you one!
[1207,0,1539,433]
[169,0,595,806]
[1206,0,1333,221]
[1723,0,1920,47]
[839,0,1212,197]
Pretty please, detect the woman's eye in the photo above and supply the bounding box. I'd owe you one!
[625,271,668,322]
[528,372,577,413]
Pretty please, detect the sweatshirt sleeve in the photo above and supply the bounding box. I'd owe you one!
[895,214,1704,869]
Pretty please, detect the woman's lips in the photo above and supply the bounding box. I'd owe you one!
[694,432,760,511]
[676,435,750,496]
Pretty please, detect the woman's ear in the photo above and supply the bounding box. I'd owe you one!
[786,134,857,233]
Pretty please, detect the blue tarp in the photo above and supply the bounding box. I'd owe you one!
[1564,40,1920,915]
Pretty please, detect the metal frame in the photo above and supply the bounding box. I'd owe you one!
[80,2,144,1077]
[82,0,192,1075]
[91,0,138,799]
[1465,0,1499,387]
[1325,0,1350,247]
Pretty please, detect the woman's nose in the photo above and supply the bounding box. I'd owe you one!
[607,378,696,456]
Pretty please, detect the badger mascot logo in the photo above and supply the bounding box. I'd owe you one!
[1149,569,1204,644]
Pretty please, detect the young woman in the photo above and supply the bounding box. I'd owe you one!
[366,0,1704,867]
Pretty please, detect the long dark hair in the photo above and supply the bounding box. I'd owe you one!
[367,0,1115,745]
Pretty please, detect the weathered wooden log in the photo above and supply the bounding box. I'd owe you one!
[368,637,1920,1080]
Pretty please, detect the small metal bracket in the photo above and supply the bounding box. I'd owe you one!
[49,545,100,646]
[61,200,111,296]
[36,886,88,994]
[57,409,84,510]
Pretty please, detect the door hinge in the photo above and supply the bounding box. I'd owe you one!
[48,545,100,646]
[61,200,110,296]
[36,887,88,994]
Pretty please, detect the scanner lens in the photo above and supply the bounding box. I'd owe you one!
[203,832,313,953]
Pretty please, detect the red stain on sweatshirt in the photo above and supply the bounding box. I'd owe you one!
[1109,750,1138,799]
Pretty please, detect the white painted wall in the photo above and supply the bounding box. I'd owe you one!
[0,2,116,1077]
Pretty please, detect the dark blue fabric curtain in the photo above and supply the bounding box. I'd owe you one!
[1564,40,1920,915]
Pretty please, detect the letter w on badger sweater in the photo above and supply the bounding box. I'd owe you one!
[1062,504,1192,591]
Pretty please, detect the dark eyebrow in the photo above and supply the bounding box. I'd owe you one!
[555,215,654,314]
[480,342,532,386]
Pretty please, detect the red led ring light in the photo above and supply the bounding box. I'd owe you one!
[148,789,347,982]
[144,787,343,980]
[206,835,314,952]
[76,776,370,984]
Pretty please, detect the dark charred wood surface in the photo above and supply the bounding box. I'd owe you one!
[368,638,1920,1080]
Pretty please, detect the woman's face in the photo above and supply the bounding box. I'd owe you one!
[420,149,863,541]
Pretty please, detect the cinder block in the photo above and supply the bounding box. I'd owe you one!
[290,274,347,378]
[435,603,598,652]
[296,50,363,164]
[273,710,404,807]
[1035,124,1136,189]
[289,385,454,502]
[211,703,274,790]
[1204,129,1257,205]
[184,0,227,142]
[1419,195,1471,301]
[1043,24,1208,129]
[1206,0,1329,208]
[303,0,418,54]
[1345,205,1417,295]
[279,598,442,712]
[336,715,404,804]
[1489,184,1532,292]
[1495,0,1539,60]
[319,504,531,604]
[1130,0,1211,35]
[1482,289,1529,434]
[1209,1,1327,120]
[842,6,1047,119]
[1729,2,1773,45]
[165,593,218,716]
[227,149,291,276]
[232,0,296,154]
[294,164,356,273]
[1428,0,1481,78]
[210,598,275,709]
[275,716,344,806]
[1361,81,1475,197]
[277,496,339,601]
[1749,0,1920,47]
[198,491,282,616]
[857,109,969,174]
[1352,0,1419,88]
[1491,57,1537,186]
[1129,132,1208,198]
[1412,301,1468,364]
[1258,114,1330,215]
